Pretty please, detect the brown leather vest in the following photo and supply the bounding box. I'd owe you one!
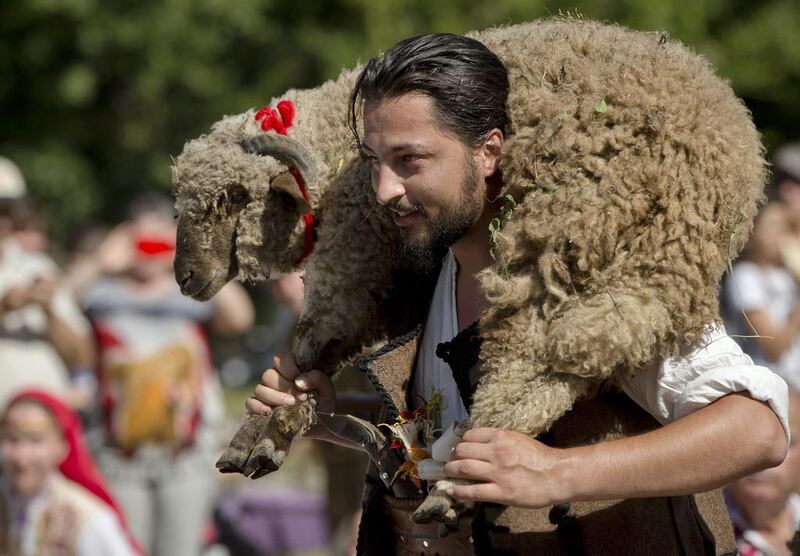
[354,328,736,556]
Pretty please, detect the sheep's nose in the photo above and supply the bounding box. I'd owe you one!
[178,270,194,291]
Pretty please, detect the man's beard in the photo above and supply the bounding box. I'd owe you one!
[394,160,482,274]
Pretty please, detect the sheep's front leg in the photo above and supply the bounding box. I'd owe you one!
[216,399,318,479]
[216,323,324,479]
[245,397,318,479]
[216,414,266,474]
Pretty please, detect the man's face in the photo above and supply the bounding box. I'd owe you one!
[362,94,485,272]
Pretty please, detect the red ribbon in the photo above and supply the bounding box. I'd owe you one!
[254,100,314,266]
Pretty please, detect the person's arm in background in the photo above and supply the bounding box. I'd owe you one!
[209,281,255,335]
[725,261,800,360]
[29,276,95,370]
[444,392,787,508]
[267,271,305,318]
[745,306,800,361]
[62,224,134,297]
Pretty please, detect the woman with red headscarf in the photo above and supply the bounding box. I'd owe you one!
[0,390,139,556]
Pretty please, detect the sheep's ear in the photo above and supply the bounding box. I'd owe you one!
[271,172,311,214]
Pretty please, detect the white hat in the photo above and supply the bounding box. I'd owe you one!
[0,157,26,199]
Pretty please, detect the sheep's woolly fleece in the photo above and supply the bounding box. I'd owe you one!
[459,19,766,432]
[314,18,765,435]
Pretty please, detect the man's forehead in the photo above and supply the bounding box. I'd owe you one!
[362,94,452,149]
[364,94,438,127]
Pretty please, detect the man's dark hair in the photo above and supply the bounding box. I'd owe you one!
[349,33,510,151]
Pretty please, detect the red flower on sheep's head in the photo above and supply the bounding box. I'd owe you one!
[255,100,296,135]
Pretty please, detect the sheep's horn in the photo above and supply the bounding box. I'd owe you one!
[241,134,318,191]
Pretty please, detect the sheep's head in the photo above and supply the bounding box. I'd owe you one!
[172,112,317,301]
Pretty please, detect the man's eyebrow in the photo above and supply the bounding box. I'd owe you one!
[360,142,429,155]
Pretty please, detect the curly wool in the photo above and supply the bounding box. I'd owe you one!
[466,19,765,432]
[299,19,765,436]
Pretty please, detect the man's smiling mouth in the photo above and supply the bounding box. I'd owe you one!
[390,209,420,226]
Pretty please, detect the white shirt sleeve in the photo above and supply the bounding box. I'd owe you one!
[619,325,790,443]
[76,509,137,556]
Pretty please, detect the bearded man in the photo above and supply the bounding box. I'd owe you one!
[246,33,789,555]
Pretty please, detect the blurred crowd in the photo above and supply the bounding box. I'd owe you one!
[0,156,356,556]
[3,143,800,556]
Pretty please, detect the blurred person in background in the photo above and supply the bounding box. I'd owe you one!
[0,157,26,238]
[72,193,254,556]
[0,157,95,410]
[774,143,800,236]
[0,389,138,556]
[9,198,49,254]
[774,143,800,299]
[724,202,800,390]
[726,390,800,555]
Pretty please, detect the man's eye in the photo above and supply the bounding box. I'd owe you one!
[402,154,421,164]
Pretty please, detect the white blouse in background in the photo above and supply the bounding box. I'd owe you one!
[1,475,135,556]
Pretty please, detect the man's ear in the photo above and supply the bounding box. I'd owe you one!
[478,129,504,179]
[271,171,311,214]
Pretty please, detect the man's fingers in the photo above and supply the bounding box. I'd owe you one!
[253,384,298,408]
[295,370,333,395]
[259,367,295,393]
[462,428,499,443]
[272,352,301,381]
[451,441,494,463]
[446,481,505,504]
[294,370,335,412]
[245,396,273,416]
[443,458,495,482]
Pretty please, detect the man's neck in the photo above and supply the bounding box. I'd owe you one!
[451,199,500,330]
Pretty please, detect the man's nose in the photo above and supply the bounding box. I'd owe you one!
[372,165,406,206]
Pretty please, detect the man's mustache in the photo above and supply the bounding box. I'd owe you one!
[388,199,428,216]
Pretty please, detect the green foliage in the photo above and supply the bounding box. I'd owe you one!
[2,0,799,245]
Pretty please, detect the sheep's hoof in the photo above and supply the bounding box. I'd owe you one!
[215,414,266,474]
[412,488,460,528]
[245,438,287,479]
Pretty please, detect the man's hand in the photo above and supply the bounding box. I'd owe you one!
[445,393,786,509]
[245,351,336,416]
[443,428,569,508]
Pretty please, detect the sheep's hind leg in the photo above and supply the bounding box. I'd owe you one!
[412,479,471,528]
[244,398,318,479]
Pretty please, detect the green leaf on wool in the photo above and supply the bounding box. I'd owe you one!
[558,110,569,121]
[594,99,608,113]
